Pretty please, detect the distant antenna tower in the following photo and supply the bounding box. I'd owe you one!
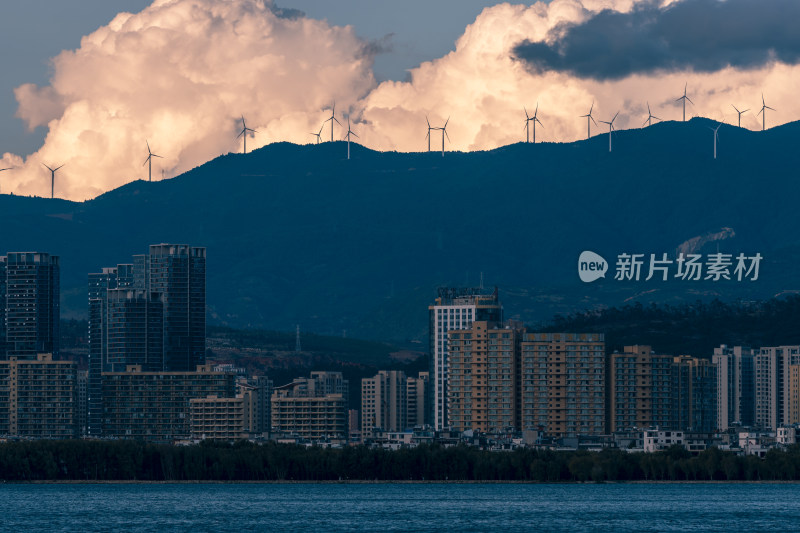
[480,272,484,290]
[295,324,301,352]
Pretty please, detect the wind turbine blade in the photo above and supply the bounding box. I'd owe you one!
[757,108,763,117]
[43,163,53,172]
[686,96,694,105]
[444,117,450,128]
[612,111,619,123]
[153,154,163,159]
[143,157,150,167]
[146,140,151,153]
[524,107,529,119]
[351,132,359,138]
[55,164,64,171]
[589,101,594,114]
[334,117,342,125]
[236,130,244,139]
[590,117,597,126]
[767,106,776,111]
[647,102,651,114]
[742,109,749,114]
[426,116,430,128]
[445,130,451,142]
[643,118,650,127]
[732,104,739,113]
[653,116,661,121]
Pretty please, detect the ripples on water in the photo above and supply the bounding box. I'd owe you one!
[2,483,799,532]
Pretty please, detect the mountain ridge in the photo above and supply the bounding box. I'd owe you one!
[1,117,799,341]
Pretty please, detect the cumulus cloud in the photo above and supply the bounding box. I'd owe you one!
[2,0,800,199]
[356,0,800,152]
[2,0,375,200]
[513,0,800,80]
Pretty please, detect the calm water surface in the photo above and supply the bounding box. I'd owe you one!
[1,483,798,532]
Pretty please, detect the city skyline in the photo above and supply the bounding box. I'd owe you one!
[1,0,799,200]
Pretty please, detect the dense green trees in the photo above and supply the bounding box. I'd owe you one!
[2,441,800,482]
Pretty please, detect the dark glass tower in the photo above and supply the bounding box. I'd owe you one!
[0,252,60,360]
[87,245,206,435]
[148,244,206,371]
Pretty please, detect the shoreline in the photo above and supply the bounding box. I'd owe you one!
[6,479,800,485]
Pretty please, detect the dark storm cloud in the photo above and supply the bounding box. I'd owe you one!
[513,0,800,80]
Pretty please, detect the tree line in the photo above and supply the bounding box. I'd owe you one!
[1,440,800,482]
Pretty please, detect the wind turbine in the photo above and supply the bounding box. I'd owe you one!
[530,103,543,143]
[643,102,661,127]
[310,125,323,144]
[580,102,597,140]
[440,118,450,156]
[731,105,749,128]
[599,112,619,153]
[676,83,693,122]
[708,122,722,160]
[425,116,432,152]
[324,101,341,142]
[523,108,531,143]
[236,116,257,154]
[143,141,163,182]
[0,167,12,195]
[429,117,451,157]
[756,94,775,131]
[344,117,358,160]
[43,163,64,199]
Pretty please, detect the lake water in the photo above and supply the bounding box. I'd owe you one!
[1,483,799,532]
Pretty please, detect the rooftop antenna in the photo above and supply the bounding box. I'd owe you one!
[731,105,749,128]
[708,122,722,159]
[143,140,163,182]
[310,124,323,145]
[676,83,693,122]
[643,102,661,127]
[324,101,341,142]
[580,101,597,140]
[43,163,64,199]
[480,271,484,290]
[599,111,619,153]
[756,94,775,131]
[344,116,358,160]
[236,115,257,154]
[295,324,301,352]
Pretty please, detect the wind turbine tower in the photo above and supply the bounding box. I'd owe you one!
[425,116,433,152]
[676,83,694,122]
[731,105,749,128]
[143,141,163,182]
[599,112,619,153]
[757,94,775,131]
[43,163,64,199]
[580,102,597,140]
[236,116,257,154]
[310,125,323,144]
[643,102,661,127]
[324,102,341,142]
[344,117,359,160]
[709,122,722,159]
[0,167,12,195]
[438,118,451,157]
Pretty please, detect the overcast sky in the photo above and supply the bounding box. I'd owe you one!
[0,0,536,156]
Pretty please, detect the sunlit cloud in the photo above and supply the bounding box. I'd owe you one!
[2,0,798,200]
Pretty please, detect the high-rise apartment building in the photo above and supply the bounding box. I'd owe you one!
[88,244,206,436]
[406,371,429,428]
[0,354,76,438]
[609,345,673,432]
[361,370,407,438]
[520,333,605,437]
[0,252,60,359]
[271,371,348,439]
[448,321,522,433]
[102,364,236,441]
[429,288,501,429]
[713,345,755,430]
[754,346,800,430]
[671,356,717,433]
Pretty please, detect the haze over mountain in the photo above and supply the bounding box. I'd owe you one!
[1,118,798,342]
